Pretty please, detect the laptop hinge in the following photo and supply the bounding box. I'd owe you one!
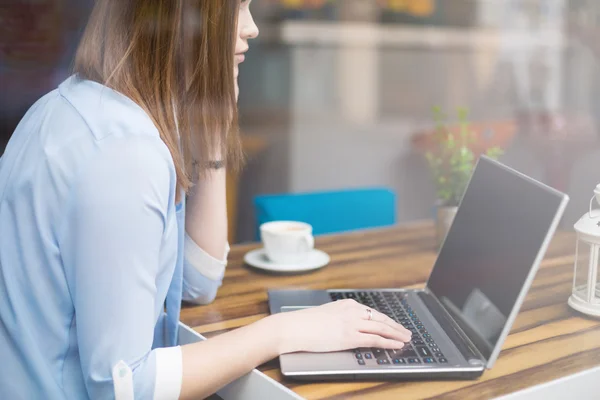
[420,288,487,366]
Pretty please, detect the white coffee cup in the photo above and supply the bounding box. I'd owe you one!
[260,221,315,264]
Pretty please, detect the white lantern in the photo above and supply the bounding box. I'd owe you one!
[569,184,600,317]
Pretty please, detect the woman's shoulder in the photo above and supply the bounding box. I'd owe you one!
[57,75,161,143]
[9,76,172,194]
[35,76,176,199]
[48,75,175,180]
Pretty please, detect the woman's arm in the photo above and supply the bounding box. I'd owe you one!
[182,167,231,304]
[59,136,182,399]
[180,301,413,400]
[185,168,228,261]
[179,313,279,400]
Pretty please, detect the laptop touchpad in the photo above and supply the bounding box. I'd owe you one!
[280,306,316,312]
[268,290,331,314]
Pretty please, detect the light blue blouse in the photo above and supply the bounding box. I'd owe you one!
[0,76,227,399]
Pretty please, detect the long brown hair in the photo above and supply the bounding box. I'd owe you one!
[73,0,243,199]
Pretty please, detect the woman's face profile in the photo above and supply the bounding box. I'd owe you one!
[234,0,259,100]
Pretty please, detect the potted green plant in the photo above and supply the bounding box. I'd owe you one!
[424,107,503,247]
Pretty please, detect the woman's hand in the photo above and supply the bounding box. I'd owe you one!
[273,299,412,355]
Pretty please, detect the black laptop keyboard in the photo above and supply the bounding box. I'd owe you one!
[329,291,448,366]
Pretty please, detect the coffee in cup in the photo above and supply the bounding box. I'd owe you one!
[260,221,314,264]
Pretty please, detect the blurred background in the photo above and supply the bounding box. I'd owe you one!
[2,0,600,243]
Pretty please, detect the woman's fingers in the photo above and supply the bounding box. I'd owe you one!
[357,333,406,350]
[375,311,412,337]
[356,320,412,343]
[334,299,414,346]
[357,307,412,341]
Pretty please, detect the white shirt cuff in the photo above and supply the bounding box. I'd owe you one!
[184,233,229,281]
[153,346,182,400]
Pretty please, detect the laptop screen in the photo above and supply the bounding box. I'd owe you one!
[427,157,566,361]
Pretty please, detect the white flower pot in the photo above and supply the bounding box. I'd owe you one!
[436,205,458,249]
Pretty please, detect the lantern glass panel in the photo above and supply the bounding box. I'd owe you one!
[573,239,600,304]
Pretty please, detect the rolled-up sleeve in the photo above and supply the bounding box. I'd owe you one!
[58,135,181,399]
[182,234,229,305]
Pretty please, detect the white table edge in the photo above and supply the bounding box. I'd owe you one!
[494,364,600,400]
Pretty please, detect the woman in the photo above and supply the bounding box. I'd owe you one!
[0,1,411,399]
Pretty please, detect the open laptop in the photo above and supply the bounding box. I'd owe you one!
[268,156,569,380]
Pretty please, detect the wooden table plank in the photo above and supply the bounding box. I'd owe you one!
[180,223,600,399]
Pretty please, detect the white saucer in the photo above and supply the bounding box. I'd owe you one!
[244,248,330,273]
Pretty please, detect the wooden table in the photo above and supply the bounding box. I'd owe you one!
[180,222,600,400]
